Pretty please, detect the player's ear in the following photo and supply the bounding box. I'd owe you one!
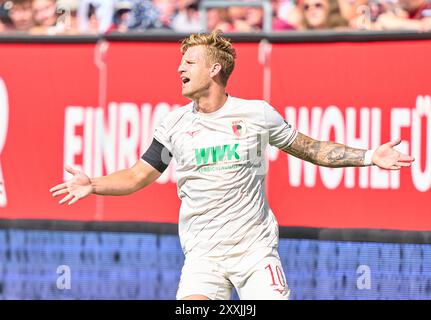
[209,63,222,78]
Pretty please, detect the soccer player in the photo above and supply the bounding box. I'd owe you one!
[50,30,414,300]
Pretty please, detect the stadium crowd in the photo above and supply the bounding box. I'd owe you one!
[0,0,430,34]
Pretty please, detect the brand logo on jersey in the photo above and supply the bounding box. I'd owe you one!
[0,78,9,207]
[194,143,240,165]
[186,129,201,137]
[232,120,246,137]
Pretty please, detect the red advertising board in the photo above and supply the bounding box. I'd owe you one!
[267,41,431,230]
[0,39,429,231]
[0,43,99,220]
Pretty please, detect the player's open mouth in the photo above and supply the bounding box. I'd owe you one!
[181,77,190,87]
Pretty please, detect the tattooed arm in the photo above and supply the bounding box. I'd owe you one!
[285,133,366,167]
[284,133,415,169]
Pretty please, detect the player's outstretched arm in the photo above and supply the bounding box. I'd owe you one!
[285,132,414,169]
[49,160,161,205]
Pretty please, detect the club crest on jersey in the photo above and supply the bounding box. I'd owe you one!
[232,120,246,137]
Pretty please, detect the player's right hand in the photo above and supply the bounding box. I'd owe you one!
[49,165,93,205]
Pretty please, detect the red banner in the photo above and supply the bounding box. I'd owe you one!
[268,41,431,230]
[0,39,429,231]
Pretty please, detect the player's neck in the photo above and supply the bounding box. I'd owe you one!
[194,89,228,114]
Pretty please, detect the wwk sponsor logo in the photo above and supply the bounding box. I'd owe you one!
[194,143,240,165]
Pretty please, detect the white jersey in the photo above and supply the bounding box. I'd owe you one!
[153,96,298,258]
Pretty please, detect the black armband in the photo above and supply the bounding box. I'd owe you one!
[141,138,172,173]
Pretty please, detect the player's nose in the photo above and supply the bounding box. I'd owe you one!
[178,61,186,73]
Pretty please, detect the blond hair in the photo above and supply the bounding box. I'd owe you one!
[180,30,237,86]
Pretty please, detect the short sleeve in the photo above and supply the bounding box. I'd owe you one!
[152,117,173,154]
[264,102,298,150]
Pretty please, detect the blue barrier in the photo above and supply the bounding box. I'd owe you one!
[0,229,430,299]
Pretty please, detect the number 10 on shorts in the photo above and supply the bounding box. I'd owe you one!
[265,264,287,295]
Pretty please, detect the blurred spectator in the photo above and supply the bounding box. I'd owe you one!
[226,3,295,32]
[228,6,253,31]
[301,0,347,30]
[107,0,132,33]
[77,0,114,33]
[375,0,431,30]
[245,7,264,31]
[84,2,98,33]
[126,0,161,31]
[207,6,263,32]
[300,0,349,29]
[0,1,14,31]
[171,0,201,33]
[277,0,303,28]
[401,0,431,18]
[207,7,235,32]
[338,0,369,28]
[152,0,175,29]
[30,0,58,34]
[55,0,80,34]
[271,0,296,30]
[228,6,247,22]
[209,2,296,32]
[8,0,34,31]
[1,0,430,35]
[368,0,387,22]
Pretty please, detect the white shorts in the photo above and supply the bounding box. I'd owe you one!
[176,247,290,300]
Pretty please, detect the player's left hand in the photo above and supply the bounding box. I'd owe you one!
[372,139,415,170]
